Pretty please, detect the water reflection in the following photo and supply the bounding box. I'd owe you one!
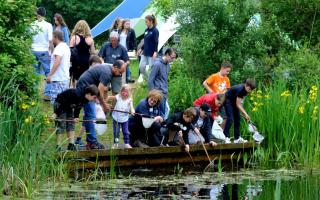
[38,169,320,199]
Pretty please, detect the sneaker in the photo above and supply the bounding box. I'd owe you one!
[133,140,149,148]
[86,142,105,150]
[75,138,85,147]
[137,74,144,83]
[224,137,231,144]
[234,137,248,144]
[112,143,119,149]
[67,143,77,151]
[124,144,132,149]
[126,79,135,84]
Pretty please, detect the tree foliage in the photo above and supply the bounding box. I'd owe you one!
[0,0,39,99]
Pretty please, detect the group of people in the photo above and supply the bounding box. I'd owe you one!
[31,7,256,152]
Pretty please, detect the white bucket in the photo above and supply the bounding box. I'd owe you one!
[142,117,155,128]
[95,124,107,135]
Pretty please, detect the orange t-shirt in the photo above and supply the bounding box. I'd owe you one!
[205,73,230,94]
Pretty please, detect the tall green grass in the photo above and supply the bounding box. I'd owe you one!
[247,81,320,167]
[0,78,62,198]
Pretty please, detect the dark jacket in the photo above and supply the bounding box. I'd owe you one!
[142,26,159,57]
[148,57,170,98]
[192,107,213,143]
[125,29,137,51]
[54,89,86,118]
[164,112,195,144]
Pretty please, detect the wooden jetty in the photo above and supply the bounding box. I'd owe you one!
[59,142,258,170]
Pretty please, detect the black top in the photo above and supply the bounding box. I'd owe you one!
[125,29,137,51]
[54,89,86,118]
[225,84,248,103]
[164,112,195,144]
[142,26,159,57]
[192,107,213,143]
[74,35,90,67]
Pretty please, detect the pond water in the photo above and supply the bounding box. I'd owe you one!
[39,168,320,199]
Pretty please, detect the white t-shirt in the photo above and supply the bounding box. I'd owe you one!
[119,32,128,50]
[31,20,53,52]
[50,42,71,82]
[112,94,132,123]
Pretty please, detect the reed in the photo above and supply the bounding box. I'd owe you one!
[246,81,320,167]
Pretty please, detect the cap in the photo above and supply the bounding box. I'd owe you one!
[37,7,46,17]
[200,103,212,116]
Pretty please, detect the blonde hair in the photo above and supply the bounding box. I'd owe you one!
[147,90,163,104]
[71,20,91,37]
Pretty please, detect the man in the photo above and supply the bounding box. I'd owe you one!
[30,7,53,101]
[98,31,129,94]
[75,60,124,149]
[148,48,177,119]
[46,30,70,104]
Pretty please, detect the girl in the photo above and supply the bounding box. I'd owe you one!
[109,85,135,148]
[53,13,70,45]
[137,15,159,82]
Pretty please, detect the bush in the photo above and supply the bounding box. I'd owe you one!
[168,59,205,112]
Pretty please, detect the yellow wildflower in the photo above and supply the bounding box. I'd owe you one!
[250,96,254,101]
[31,101,36,106]
[265,94,270,99]
[281,90,291,97]
[257,90,262,94]
[252,107,258,112]
[253,102,258,106]
[257,94,262,99]
[20,103,29,111]
[311,85,318,91]
[258,103,264,106]
[298,106,304,114]
[24,116,32,124]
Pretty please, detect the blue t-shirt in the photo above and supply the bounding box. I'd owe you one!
[76,64,113,95]
[98,42,129,64]
[225,84,248,103]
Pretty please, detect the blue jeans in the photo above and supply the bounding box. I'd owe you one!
[223,100,241,139]
[126,64,131,81]
[159,96,167,120]
[32,51,51,96]
[83,101,97,144]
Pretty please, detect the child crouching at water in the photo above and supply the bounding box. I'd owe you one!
[108,85,135,148]
[53,85,99,151]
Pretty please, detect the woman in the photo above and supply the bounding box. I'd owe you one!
[53,13,70,45]
[119,19,136,83]
[128,89,164,147]
[110,17,122,33]
[69,20,95,87]
[137,15,159,81]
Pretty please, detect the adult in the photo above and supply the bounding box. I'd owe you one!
[148,48,177,119]
[69,20,95,88]
[30,7,53,100]
[119,19,137,83]
[128,90,164,147]
[53,13,70,45]
[46,30,71,104]
[98,31,129,94]
[76,61,124,149]
[110,17,122,33]
[137,15,159,81]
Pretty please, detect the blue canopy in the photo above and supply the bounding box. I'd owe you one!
[91,0,152,38]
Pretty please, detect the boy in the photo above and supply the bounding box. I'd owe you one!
[53,85,99,151]
[193,93,225,120]
[161,107,199,152]
[203,61,232,128]
[224,78,256,143]
[189,103,217,147]
[203,61,232,94]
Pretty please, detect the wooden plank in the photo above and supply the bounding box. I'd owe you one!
[59,142,257,159]
[65,153,246,169]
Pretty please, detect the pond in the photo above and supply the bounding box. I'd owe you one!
[38,168,320,199]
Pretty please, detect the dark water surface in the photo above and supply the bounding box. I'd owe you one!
[39,168,320,199]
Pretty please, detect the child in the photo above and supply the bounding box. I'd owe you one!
[109,84,135,148]
[203,61,232,94]
[224,78,256,143]
[203,61,232,128]
[193,93,225,120]
[189,103,217,147]
[53,85,99,151]
[162,107,199,152]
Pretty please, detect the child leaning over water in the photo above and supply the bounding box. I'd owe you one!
[108,84,135,148]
